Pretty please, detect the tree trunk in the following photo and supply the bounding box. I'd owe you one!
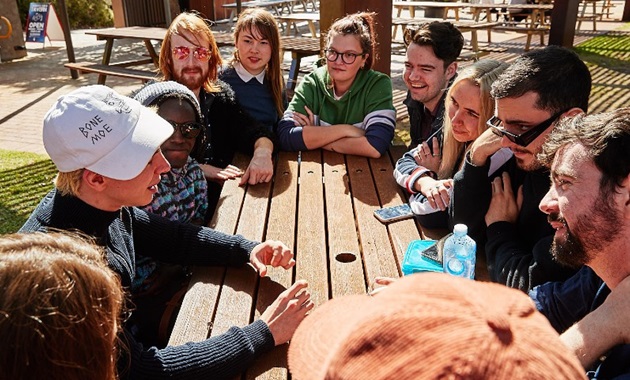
[0,0,27,61]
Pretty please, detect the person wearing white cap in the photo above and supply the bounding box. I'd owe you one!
[20,85,313,379]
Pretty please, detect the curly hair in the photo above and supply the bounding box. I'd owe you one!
[539,107,630,194]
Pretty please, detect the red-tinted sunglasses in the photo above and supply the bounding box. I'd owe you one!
[172,46,211,61]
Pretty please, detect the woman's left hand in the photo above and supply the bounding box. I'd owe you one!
[413,137,441,173]
[292,105,317,127]
[240,151,274,185]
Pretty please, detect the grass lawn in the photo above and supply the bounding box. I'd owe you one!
[0,149,56,234]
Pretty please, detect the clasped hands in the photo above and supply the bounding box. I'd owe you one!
[200,152,273,186]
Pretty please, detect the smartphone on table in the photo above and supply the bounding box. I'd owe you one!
[373,204,414,224]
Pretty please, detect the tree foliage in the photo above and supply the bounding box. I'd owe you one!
[16,0,113,29]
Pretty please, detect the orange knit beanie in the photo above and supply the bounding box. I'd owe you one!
[288,273,585,380]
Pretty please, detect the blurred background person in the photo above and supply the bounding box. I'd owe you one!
[0,231,124,380]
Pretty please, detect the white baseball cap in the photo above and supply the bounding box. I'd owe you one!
[43,85,174,180]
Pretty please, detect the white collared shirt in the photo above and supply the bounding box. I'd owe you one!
[234,61,265,84]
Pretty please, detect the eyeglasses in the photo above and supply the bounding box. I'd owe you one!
[488,111,564,147]
[324,48,365,65]
[168,120,203,139]
[172,46,211,61]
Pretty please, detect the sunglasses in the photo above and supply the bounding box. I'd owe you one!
[488,111,564,147]
[172,46,211,61]
[168,120,203,139]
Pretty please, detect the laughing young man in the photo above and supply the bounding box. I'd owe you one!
[402,21,463,149]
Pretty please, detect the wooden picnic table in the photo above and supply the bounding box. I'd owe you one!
[169,147,433,378]
[392,18,500,52]
[393,1,470,20]
[65,26,166,84]
[222,0,300,23]
[392,2,554,51]
[276,12,320,37]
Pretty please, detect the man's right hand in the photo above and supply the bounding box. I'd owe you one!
[469,128,503,167]
[200,163,243,182]
[260,280,313,345]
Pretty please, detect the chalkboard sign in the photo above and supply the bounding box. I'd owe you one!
[26,3,64,44]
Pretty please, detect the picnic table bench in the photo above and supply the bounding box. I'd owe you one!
[64,27,165,84]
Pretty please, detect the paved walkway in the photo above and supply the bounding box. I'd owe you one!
[0,9,628,156]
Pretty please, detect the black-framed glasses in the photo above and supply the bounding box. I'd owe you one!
[168,120,203,139]
[324,48,365,64]
[488,111,564,147]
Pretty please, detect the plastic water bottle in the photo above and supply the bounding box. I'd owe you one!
[442,224,476,279]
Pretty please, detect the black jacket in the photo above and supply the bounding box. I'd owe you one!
[450,153,578,291]
[20,190,275,379]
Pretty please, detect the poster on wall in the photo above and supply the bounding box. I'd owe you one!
[25,3,64,44]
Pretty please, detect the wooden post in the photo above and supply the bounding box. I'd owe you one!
[55,0,78,79]
[0,0,27,61]
[111,0,127,27]
[189,0,216,20]
[623,0,630,21]
[319,0,392,75]
[548,0,580,48]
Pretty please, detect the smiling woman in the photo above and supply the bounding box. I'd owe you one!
[219,8,285,132]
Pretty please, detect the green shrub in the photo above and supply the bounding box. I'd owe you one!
[17,0,113,29]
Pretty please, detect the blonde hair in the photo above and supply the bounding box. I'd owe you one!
[0,231,124,380]
[439,60,509,179]
[160,12,224,93]
[231,8,285,117]
[55,169,85,197]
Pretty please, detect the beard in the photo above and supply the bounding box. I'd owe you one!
[513,146,543,171]
[549,195,622,268]
[174,66,206,92]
